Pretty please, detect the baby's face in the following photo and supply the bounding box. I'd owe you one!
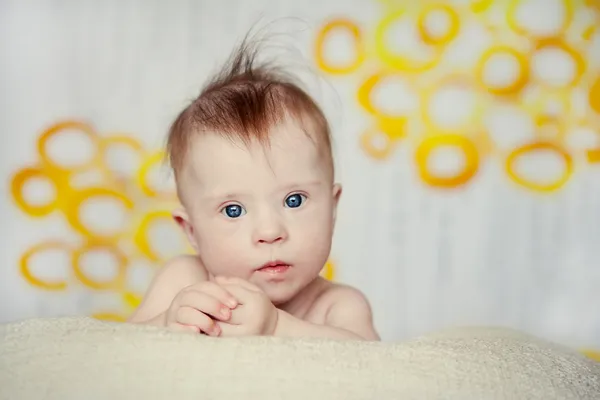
[175,120,340,305]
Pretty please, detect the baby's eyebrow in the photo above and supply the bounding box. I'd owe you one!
[202,192,245,202]
[280,181,324,191]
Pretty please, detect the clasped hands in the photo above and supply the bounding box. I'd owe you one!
[164,276,278,337]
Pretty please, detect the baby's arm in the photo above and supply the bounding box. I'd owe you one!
[274,285,380,340]
[127,255,208,326]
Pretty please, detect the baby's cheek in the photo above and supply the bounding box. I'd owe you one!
[294,217,333,259]
[195,227,250,276]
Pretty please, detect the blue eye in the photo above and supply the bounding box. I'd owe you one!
[222,204,246,218]
[285,193,305,208]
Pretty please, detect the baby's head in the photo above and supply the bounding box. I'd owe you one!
[166,41,341,305]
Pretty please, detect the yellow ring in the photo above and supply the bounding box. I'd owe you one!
[357,71,418,122]
[99,135,146,186]
[92,312,126,322]
[587,148,600,164]
[507,0,574,37]
[415,135,480,188]
[582,349,600,362]
[535,114,566,142]
[582,23,597,40]
[137,151,177,200]
[321,260,335,281]
[101,135,144,151]
[421,75,485,134]
[37,120,101,173]
[72,241,128,290]
[314,19,364,75]
[10,167,62,217]
[375,9,444,72]
[417,4,461,46]
[589,76,600,114]
[505,141,573,192]
[62,187,134,241]
[475,45,530,96]
[359,122,404,160]
[533,37,586,89]
[134,210,175,262]
[471,0,494,13]
[20,241,71,291]
[123,291,143,309]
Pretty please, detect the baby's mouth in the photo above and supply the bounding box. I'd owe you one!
[256,260,291,274]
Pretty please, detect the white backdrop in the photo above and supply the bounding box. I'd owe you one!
[1,0,599,353]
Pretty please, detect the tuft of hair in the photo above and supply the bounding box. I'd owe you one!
[166,37,333,179]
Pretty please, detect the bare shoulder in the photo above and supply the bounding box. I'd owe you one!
[317,280,374,315]
[155,254,209,283]
[313,279,380,340]
[127,254,208,322]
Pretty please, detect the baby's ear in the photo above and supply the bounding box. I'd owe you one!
[332,183,342,204]
[332,183,342,223]
[172,208,199,251]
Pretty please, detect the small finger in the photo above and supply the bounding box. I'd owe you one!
[168,323,200,334]
[215,276,260,292]
[215,321,244,337]
[176,306,221,337]
[195,281,238,308]
[218,283,258,306]
[179,290,232,321]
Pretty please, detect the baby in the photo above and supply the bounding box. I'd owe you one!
[128,39,379,341]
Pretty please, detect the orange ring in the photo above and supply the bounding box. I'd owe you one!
[72,241,128,290]
[314,19,364,75]
[375,9,444,72]
[20,241,71,291]
[62,187,134,241]
[415,135,480,188]
[475,45,530,96]
[134,210,178,262]
[505,141,573,192]
[417,4,461,46]
[37,120,101,172]
[10,166,62,217]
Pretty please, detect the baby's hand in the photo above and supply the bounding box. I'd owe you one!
[213,276,278,337]
[164,281,238,336]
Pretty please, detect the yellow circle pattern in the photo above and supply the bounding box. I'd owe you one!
[314,0,600,193]
[11,120,337,321]
[11,120,183,320]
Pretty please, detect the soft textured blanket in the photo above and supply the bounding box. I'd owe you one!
[1,317,599,399]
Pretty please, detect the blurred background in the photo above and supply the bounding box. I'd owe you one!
[1,0,599,355]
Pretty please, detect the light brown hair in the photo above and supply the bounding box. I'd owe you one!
[166,38,333,182]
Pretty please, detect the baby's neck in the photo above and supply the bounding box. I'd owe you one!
[276,277,328,318]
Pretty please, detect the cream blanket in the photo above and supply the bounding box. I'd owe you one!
[1,317,599,399]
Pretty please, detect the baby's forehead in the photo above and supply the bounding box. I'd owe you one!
[198,120,320,159]
[184,124,328,186]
